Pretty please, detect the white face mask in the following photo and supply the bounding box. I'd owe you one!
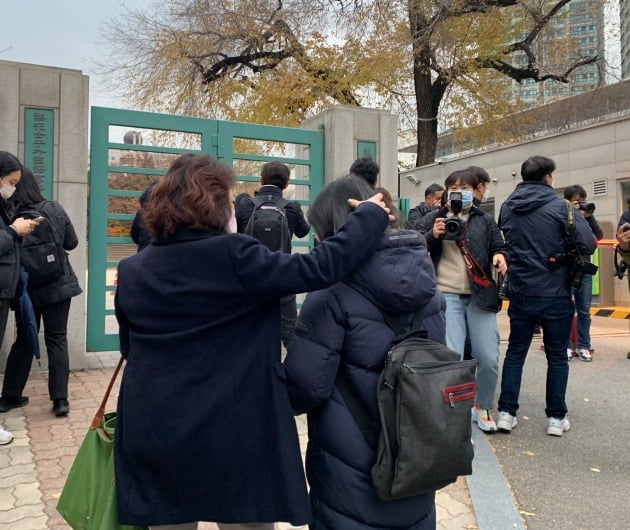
[0,183,16,200]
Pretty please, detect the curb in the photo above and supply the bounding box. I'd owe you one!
[466,427,525,530]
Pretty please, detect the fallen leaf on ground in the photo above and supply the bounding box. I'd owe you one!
[522,450,535,456]
[590,467,600,473]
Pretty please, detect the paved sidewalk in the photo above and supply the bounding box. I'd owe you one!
[1,352,479,530]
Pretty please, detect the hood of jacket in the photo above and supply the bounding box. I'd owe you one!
[345,229,436,315]
[502,181,557,214]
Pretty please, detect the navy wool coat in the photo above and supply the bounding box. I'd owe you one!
[113,204,388,527]
[284,230,446,530]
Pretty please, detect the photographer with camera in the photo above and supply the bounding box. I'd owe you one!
[497,156,597,437]
[419,169,507,432]
[563,185,603,362]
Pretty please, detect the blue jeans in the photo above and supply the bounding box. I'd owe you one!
[566,274,592,350]
[498,296,574,419]
[444,293,500,410]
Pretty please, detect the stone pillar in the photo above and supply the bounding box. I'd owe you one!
[0,60,89,372]
[301,105,399,194]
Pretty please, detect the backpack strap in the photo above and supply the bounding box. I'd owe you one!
[251,194,289,211]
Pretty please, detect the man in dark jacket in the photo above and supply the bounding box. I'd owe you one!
[497,156,597,437]
[563,185,603,362]
[236,162,310,349]
[405,183,444,230]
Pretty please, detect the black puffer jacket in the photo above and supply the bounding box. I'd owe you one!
[419,206,507,312]
[0,204,21,300]
[404,203,433,231]
[18,200,82,307]
[284,230,444,530]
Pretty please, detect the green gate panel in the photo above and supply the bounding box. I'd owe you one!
[87,107,324,352]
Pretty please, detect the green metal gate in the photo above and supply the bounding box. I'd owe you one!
[87,106,324,352]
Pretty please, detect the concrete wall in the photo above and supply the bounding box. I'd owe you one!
[400,115,630,306]
[301,105,399,192]
[0,60,89,371]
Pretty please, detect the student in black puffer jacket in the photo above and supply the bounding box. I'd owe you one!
[284,176,445,530]
[0,168,81,417]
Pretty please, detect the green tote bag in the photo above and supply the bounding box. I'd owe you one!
[57,358,147,530]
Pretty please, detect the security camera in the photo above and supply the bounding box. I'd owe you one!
[491,178,498,184]
[406,174,421,185]
[511,171,517,177]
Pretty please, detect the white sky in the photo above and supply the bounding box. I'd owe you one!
[0,0,155,109]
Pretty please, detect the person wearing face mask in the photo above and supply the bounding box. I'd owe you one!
[0,152,38,445]
[0,168,82,418]
[468,166,492,205]
[419,169,508,433]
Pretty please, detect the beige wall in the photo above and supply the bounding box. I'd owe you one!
[0,60,89,370]
[400,116,630,306]
[301,105,399,192]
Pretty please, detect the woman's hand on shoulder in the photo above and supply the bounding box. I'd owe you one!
[348,193,395,222]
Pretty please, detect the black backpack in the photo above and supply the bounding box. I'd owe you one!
[244,195,291,252]
[337,313,477,501]
[20,210,65,287]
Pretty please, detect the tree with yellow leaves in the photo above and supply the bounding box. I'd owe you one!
[102,0,601,165]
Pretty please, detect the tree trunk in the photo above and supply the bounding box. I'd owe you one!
[408,0,448,167]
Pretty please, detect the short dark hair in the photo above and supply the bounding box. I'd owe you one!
[564,185,587,200]
[444,169,477,189]
[12,167,45,207]
[424,183,444,198]
[467,166,490,186]
[144,153,235,238]
[521,156,556,182]
[261,162,290,189]
[0,151,22,179]
[308,175,375,241]
[349,157,379,187]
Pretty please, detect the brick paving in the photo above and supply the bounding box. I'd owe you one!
[1,353,477,529]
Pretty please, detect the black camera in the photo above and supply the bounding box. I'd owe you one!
[578,201,596,214]
[497,274,509,300]
[443,218,464,240]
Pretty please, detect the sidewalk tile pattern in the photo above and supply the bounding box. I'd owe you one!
[1,353,477,529]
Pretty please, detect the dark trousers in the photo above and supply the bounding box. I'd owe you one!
[498,295,574,419]
[0,298,10,347]
[2,298,72,401]
[280,295,297,350]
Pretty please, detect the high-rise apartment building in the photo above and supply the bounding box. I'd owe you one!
[511,0,605,105]
[621,0,630,78]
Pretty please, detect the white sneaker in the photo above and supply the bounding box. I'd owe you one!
[577,348,593,362]
[0,427,13,445]
[567,348,575,361]
[472,405,497,432]
[496,411,517,432]
[547,416,570,436]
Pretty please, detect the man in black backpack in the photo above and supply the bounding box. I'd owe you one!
[236,162,310,349]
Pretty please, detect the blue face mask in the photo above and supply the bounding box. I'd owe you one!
[448,190,473,208]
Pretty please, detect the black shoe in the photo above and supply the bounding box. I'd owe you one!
[0,395,29,413]
[52,399,70,417]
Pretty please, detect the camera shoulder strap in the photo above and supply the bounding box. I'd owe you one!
[455,232,491,288]
[564,200,585,262]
